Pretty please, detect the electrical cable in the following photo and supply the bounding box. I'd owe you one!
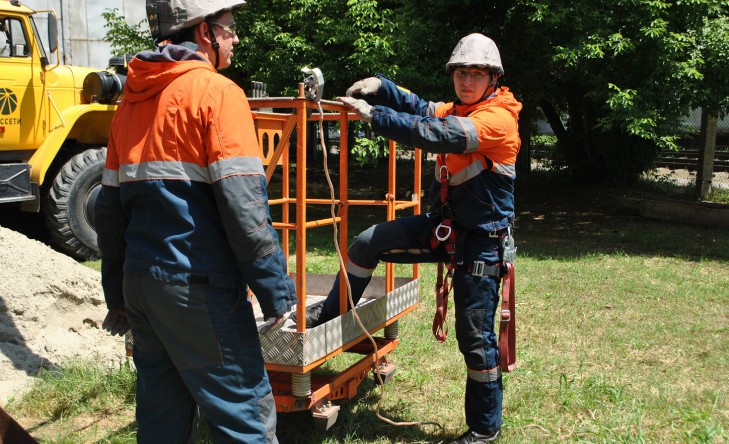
[315,102,444,431]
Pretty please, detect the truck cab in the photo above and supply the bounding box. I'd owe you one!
[0,0,125,260]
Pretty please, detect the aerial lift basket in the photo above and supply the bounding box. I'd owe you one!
[249,84,423,430]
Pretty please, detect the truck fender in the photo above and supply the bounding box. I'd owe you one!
[28,103,116,187]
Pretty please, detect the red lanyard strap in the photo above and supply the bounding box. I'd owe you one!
[432,262,450,343]
[430,154,458,343]
[499,262,516,372]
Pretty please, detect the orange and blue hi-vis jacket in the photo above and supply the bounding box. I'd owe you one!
[370,74,522,232]
[95,44,295,318]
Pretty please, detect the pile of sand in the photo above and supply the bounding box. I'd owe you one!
[0,226,125,403]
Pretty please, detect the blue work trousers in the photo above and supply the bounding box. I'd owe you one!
[123,273,278,443]
[324,213,503,435]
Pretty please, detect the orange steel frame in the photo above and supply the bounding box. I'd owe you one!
[249,85,424,413]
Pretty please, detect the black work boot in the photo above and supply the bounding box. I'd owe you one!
[449,428,500,444]
[291,303,335,328]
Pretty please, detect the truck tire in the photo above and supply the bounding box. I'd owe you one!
[45,147,106,261]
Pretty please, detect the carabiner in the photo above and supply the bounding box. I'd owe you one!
[439,164,450,180]
[435,223,452,242]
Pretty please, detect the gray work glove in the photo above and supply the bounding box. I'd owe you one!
[337,96,373,123]
[346,77,382,97]
[102,308,130,337]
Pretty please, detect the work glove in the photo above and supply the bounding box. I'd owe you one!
[346,77,382,97]
[337,96,373,123]
[102,308,129,337]
[260,306,296,335]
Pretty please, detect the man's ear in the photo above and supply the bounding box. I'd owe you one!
[196,22,212,45]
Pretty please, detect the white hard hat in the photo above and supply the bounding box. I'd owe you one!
[446,33,504,76]
[147,0,245,41]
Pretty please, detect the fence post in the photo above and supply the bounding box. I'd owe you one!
[695,108,718,200]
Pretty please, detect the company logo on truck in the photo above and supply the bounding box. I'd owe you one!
[0,88,18,115]
[0,88,20,124]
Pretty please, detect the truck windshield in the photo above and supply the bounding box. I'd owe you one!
[29,15,49,62]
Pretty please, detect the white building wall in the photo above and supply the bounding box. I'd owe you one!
[24,0,147,69]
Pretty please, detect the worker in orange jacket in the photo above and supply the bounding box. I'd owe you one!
[95,1,295,442]
[305,33,522,443]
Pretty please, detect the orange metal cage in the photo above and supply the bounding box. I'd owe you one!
[249,85,424,424]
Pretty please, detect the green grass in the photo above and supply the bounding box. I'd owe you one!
[7,171,728,443]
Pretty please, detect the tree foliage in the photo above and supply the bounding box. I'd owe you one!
[102,0,729,184]
[101,9,153,59]
[696,15,729,115]
[503,0,729,183]
[231,0,397,98]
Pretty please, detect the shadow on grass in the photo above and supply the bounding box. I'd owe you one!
[276,377,454,444]
[514,170,729,262]
[273,162,729,264]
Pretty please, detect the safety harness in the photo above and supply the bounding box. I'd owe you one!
[430,153,517,373]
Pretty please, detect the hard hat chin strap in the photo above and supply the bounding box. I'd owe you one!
[478,76,498,102]
[204,19,220,69]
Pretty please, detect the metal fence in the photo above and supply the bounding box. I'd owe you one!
[654,109,729,193]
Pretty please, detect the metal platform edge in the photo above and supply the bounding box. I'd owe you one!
[259,278,419,367]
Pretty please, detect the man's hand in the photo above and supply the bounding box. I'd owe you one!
[337,96,373,123]
[102,308,130,337]
[346,77,381,97]
[260,306,295,334]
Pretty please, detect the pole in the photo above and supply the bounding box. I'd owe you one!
[695,108,718,201]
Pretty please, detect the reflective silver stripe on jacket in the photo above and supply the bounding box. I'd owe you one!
[492,161,516,176]
[458,116,481,153]
[426,101,444,117]
[110,157,265,184]
[437,155,516,186]
[118,161,211,183]
[209,156,265,182]
[101,168,120,187]
[467,366,502,383]
[445,158,485,186]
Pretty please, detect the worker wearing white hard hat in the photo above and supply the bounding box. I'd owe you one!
[309,33,522,443]
[147,0,246,68]
[96,1,295,443]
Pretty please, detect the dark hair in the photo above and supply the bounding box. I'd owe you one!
[170,9,230,45]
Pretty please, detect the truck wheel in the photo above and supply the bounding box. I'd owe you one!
[45,147,106,261]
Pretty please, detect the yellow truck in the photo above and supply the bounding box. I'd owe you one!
[0,0,126,260]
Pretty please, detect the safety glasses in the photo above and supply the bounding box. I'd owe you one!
[453,69,490,80]
[211,22,237,37]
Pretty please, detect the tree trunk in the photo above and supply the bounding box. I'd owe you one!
[517,106,531,176]
[539,99,567,141]
[695,109,718,201]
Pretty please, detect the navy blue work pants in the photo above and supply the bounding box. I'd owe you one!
[323,214,503,435]
[123,273,278,443]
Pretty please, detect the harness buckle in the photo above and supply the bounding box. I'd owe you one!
[434,223,452,242]
[471,260,485,276]
[502,233,517,264]
[501,309,511,323]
